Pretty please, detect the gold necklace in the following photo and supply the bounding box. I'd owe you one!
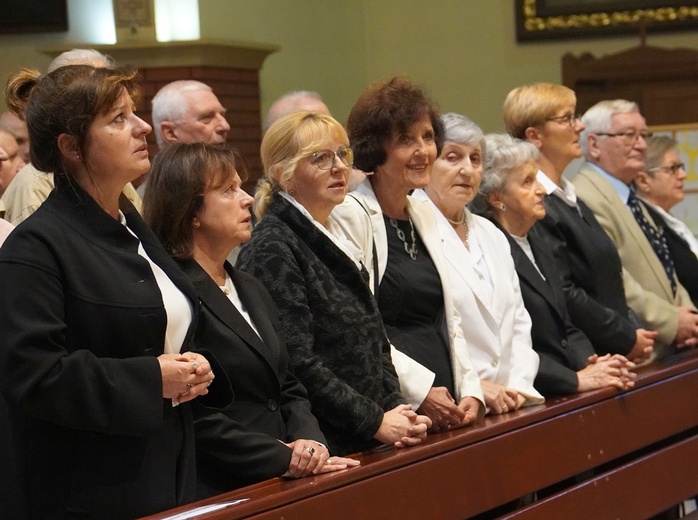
[446,210,470,249]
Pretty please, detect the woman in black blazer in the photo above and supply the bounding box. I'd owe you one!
[635,135,698,307]
[0,66,222,520]
[503,82,655,364]
[145,143,358,497]
[472,133,637,397]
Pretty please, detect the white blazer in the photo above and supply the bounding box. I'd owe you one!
[412,190,543,405]
[332,180,485,412]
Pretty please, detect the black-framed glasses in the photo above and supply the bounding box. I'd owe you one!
[595,130,653,144]
[649,162,685,176]
[309,147,354,170]
[546,113,582,127]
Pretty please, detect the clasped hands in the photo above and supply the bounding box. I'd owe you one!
[417,386,480,433]
[158,352,215,406]
[282,439,360,478]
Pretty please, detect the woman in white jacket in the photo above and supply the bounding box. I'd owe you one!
[413,113,543,414]
[333,77,484,433]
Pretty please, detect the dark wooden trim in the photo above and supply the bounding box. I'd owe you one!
[143,349,698,519]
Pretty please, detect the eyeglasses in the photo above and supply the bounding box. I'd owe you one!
[546,113,582,127]
[649,162,685,176]
[595,130,653,144]
[309,147,354,170]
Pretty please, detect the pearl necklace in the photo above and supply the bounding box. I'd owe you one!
[389,217,418,260]
[446,210,470,250]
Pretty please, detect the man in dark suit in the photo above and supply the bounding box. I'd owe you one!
[573,99,698,357]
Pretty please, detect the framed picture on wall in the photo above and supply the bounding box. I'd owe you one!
[650,123,698,235]
[0,0,68,34]
[516,0,698,41]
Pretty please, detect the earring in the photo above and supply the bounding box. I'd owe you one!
[500,203,506,211]
[193,219,200,228]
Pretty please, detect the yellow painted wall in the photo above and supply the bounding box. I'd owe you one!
[1,0,697,133]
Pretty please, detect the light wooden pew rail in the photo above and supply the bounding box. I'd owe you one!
[143,349,698,520]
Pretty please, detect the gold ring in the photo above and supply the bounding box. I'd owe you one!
[305,446,315,455]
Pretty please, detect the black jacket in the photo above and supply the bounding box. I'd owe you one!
[503,225,595,397]
[0,175,230,520]
[537,195,639,355]
[180,259,326,496]
[236,194,405,455]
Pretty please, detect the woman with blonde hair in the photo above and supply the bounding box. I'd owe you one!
[237,111,431,456]
[504,82,655,364]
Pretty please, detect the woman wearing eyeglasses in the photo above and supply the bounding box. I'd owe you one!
[236,111,431,456]
[634,135,698,306]
[504,83,656,365]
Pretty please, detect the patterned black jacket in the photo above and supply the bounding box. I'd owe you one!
[236,194,405,455]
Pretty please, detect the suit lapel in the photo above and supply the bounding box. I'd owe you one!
[505,228,564,321]
[230,267,282,365]
[181,259,278,371]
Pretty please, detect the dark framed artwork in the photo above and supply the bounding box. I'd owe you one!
[516,0,698,41]
[0,0,68,34]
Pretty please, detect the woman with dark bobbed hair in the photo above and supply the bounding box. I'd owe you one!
[237,111,431,456]
[333,77,484,432]
[0,65,226,520]
[144,142,358,496]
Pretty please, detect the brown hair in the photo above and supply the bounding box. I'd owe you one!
[143,142,247,259]
[347,76,444,173]
[4,65,140,175]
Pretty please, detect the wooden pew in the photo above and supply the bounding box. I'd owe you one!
[143,349,698,520]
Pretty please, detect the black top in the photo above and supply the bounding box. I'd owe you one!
[179,259,326,496]
[379,215,455,397]
[537,195,639,356]
[0,174,231,520]
[236,194,405,456]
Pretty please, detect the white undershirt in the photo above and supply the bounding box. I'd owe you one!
[120,212,193,354]
[510,233,546,281]
[220,272,261,339]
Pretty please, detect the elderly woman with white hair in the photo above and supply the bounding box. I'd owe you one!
[412,113,543,414]
[472,134,637,397]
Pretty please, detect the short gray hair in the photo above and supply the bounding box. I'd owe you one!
[48,49,113,73]
[471,133,539,217]
[645,134,677,174]
[151,80,213,147]
[580,99,639,158]
[440,112,486,156]
[264,90,327,132]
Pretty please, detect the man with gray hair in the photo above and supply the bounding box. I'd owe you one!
[151,80,229,148]
[1,48,141,225]
[573,99,698,356]
[263,90,330,132]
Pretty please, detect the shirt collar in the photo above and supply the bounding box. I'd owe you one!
[588,162,631,204]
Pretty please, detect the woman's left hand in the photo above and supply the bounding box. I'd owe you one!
[283,439,360,478]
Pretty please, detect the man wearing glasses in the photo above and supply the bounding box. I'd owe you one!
[574,99,698,358]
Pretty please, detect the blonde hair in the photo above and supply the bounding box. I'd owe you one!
[503,83,576,140]
[255,111,348,219]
